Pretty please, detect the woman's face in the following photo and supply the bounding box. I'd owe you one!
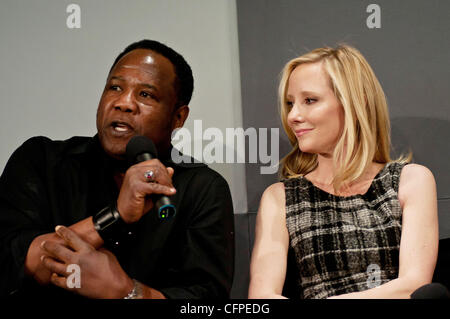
[286,62,345,156]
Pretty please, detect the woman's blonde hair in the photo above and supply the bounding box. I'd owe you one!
[279,44,410,191]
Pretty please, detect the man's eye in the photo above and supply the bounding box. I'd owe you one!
[109,85,121,91]
[140,91,156,100]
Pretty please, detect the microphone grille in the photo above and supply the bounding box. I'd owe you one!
[410,283,450,299]
[125,135,158,164]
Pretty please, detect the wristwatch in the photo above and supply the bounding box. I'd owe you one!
[124,279,143,299]
[92,202,135,249]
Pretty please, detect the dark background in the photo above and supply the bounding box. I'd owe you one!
[231,0,450,298]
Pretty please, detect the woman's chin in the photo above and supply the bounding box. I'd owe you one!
[298,143,317,154]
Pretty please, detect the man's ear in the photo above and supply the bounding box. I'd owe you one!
[171,105,190,130]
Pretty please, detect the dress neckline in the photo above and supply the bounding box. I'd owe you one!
[300,162,390,199]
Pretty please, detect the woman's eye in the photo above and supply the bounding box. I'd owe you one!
[305,98,317,104]
[286,101,293,108]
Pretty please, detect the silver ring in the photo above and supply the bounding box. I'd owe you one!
[144,170,155,182]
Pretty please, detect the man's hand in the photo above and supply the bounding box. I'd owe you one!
[40,225,134,299]
[117,159,176,223]
[24,218,104,285]
[25,232,67,285]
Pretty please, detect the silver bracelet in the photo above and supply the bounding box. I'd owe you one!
[124,279,143,299]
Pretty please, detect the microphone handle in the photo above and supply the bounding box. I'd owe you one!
[136,152,176,219]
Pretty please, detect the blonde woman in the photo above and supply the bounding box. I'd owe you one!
[248,45,439,299]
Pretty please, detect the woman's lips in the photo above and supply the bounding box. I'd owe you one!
[294,128,313,137]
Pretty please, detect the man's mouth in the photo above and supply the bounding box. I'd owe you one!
[111,121,134,134]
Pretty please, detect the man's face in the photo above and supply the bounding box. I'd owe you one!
[96,49,179,159]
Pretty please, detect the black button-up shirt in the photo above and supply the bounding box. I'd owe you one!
[0,135,235,298]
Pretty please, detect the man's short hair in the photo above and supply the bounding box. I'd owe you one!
[110,39,194,108]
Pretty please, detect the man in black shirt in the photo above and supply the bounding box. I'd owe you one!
[0,40,235,299]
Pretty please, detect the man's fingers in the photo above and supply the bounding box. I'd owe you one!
[133,162,174,187]
[41,255,67,276]
[50,273,67,289]
[55,225,94,252]
[41,240,74,263]
[166,167,175,178]
[142,181,176,196]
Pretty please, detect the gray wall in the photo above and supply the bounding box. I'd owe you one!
[0,0,251,299]
[0,0,247,215]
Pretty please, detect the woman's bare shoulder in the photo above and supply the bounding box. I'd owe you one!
[399,163,435,184]
[398,163,436,205]
[257,182,286,218]
[261,182,286,202]
[264,182,285,194]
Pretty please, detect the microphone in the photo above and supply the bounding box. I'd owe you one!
[125,135,176,220]
[410,283,450,299]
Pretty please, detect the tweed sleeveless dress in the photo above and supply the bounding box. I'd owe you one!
[283,162,406,299]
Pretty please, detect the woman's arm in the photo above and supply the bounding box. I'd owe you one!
[330,164,439,299]
[248,182,290,299]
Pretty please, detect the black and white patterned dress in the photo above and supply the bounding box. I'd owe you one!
[283,162,406,299]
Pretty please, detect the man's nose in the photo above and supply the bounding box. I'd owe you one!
[113,89,137,113]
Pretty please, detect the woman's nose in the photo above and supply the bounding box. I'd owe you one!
[287,103,305,124]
